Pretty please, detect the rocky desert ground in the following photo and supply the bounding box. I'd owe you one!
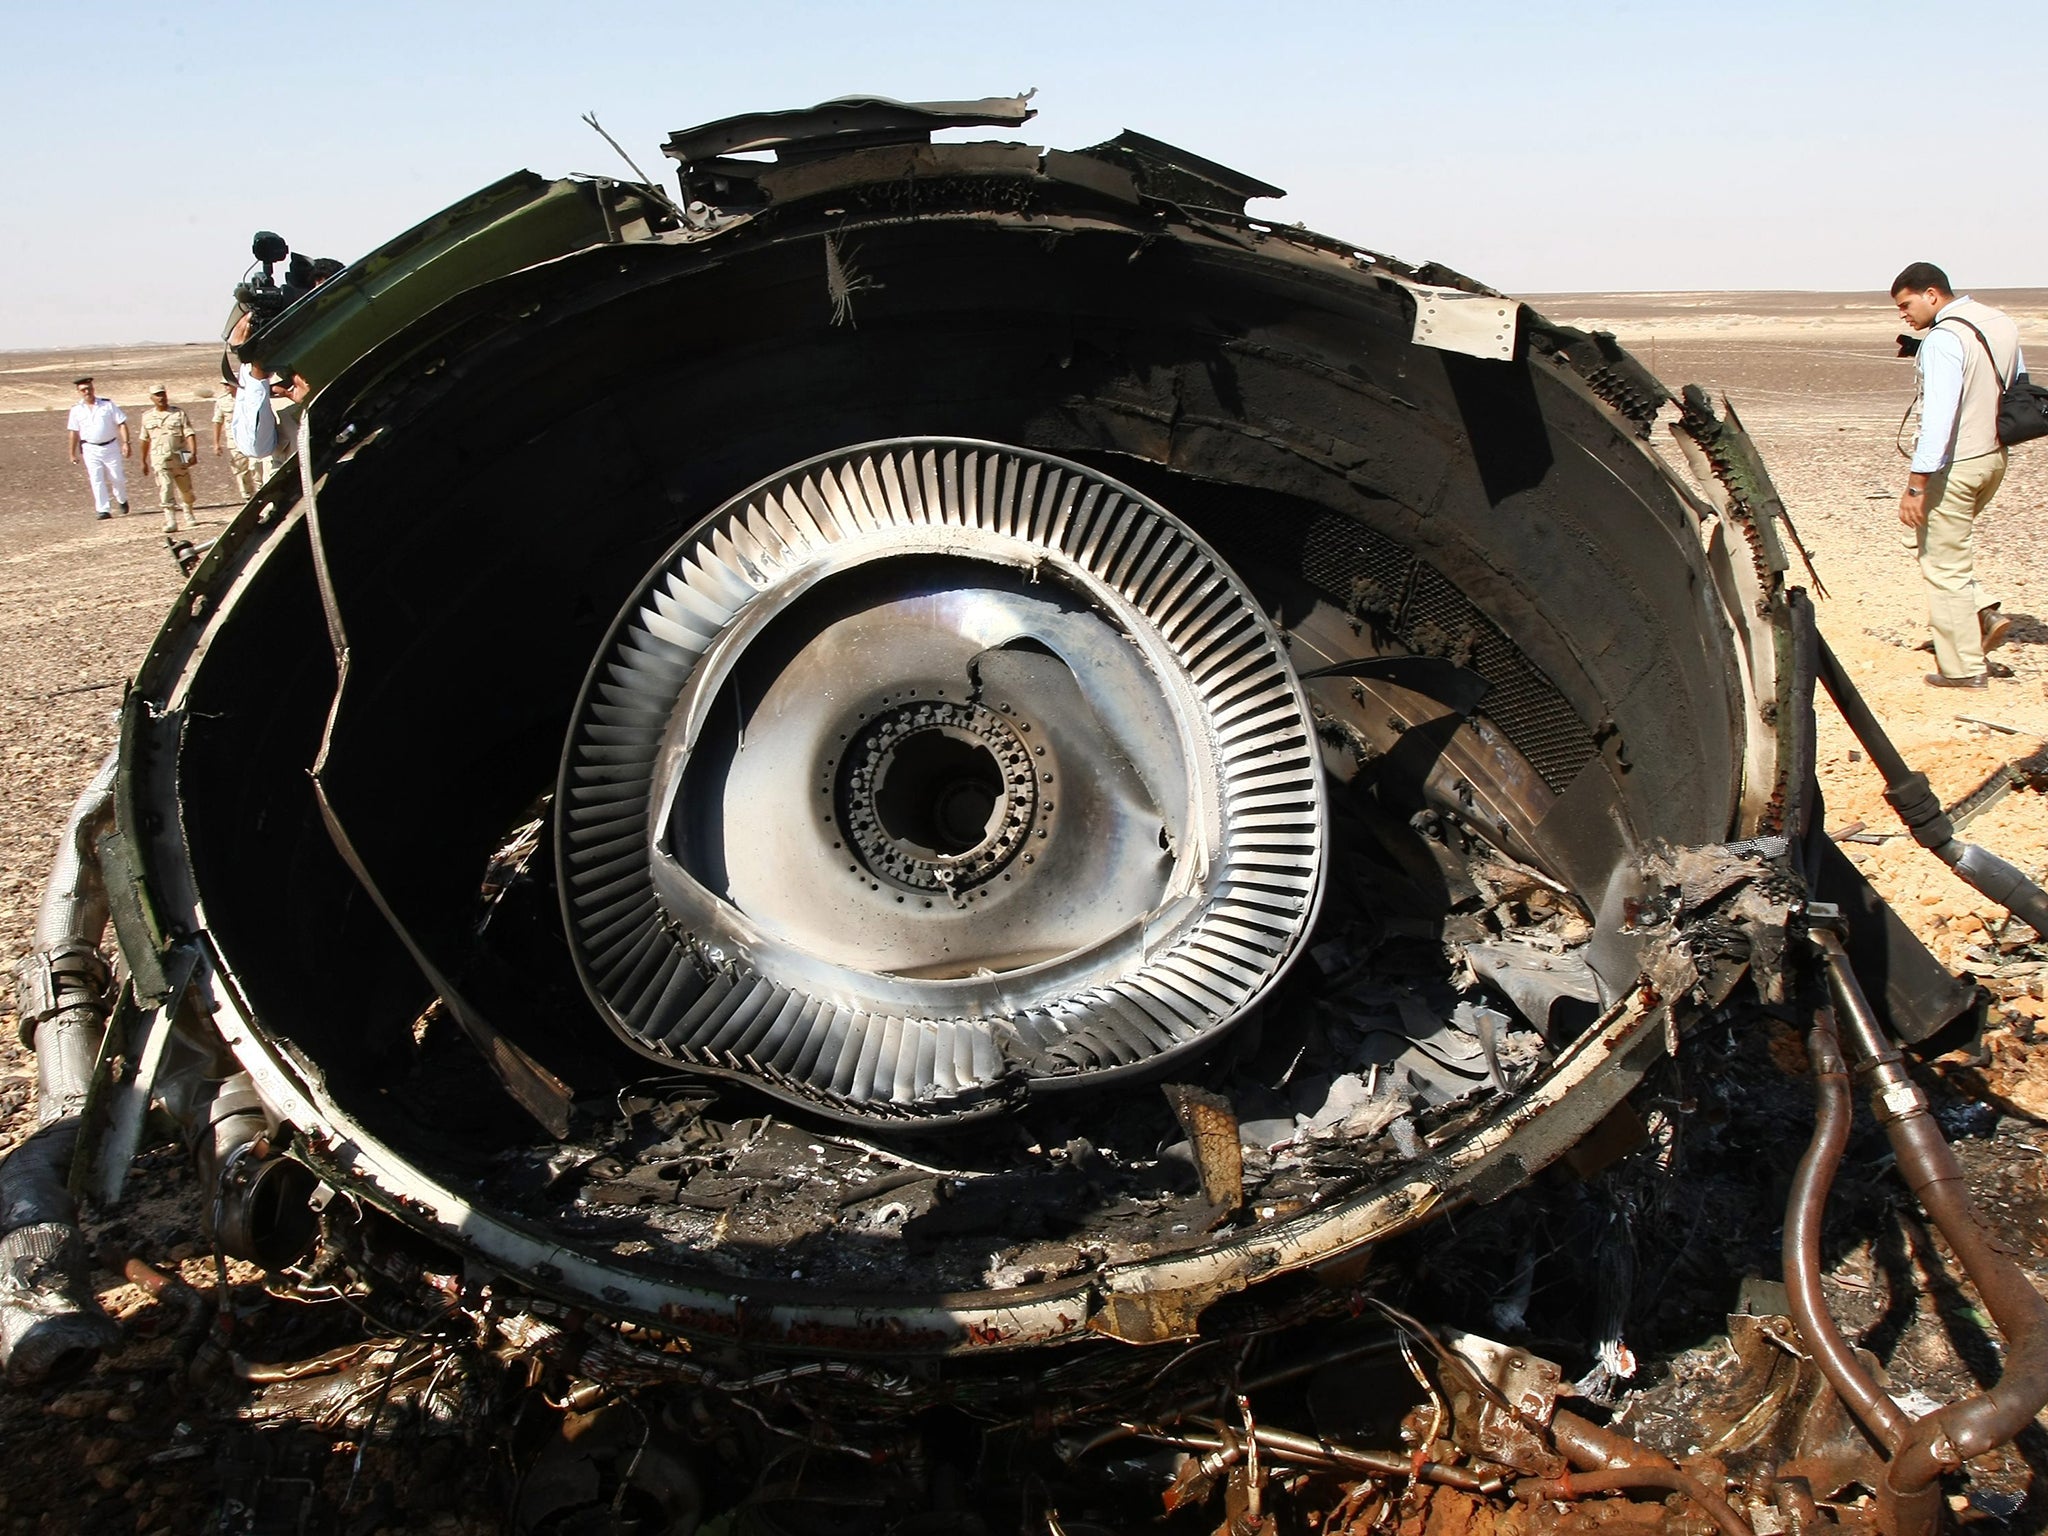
[2,294,2047,1533]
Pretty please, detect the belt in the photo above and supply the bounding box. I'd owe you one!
[83,439,115,446]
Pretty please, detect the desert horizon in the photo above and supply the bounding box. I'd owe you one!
[6,286,2045,414]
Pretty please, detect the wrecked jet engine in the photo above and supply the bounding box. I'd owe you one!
[11,94,2044,1535]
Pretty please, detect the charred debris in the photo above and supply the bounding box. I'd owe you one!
[8,95,2048,1536]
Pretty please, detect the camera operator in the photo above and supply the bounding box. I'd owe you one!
[225,331,312,488]
[230,348,282,487]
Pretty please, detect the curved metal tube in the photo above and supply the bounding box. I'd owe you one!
[1933,841,2048,936]
[1815,929,2048,1532]
[1516,1468,1752,1536]
[193,1072,316,1270]
[1551,1409,1680,1472]
[1,752,122,1386]
[1782,1005,1909,1451]
[1122,1422,1506,1494]
[33,753,117,955]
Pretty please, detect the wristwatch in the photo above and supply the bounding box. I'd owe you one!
[1904,486,1924,497]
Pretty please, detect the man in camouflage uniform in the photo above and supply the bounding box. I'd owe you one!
[138,385,199,533]
[212,380,257,502]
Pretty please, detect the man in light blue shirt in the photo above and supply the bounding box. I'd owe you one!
[1892,262,2024,687]
[231,357,281,483]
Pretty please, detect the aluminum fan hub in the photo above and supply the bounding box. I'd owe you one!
[558,439,1327,1122]
[836,699,1041,895]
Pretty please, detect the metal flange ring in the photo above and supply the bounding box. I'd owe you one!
[836,699,1040,894]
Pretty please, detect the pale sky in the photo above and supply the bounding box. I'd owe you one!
[2,0,2040,349]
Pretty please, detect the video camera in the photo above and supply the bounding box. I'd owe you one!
[232,231,342,329]
[233,231,298,326]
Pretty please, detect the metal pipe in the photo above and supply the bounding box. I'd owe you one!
[99,1250,200,1308]
[32,754,116,956]
[192,1072,316,1270]
[1931,840,2048,935]
[1550,1409,1679,1472]
[1516,1468,1753,1536]
[1238,1424,1505,1493]
[1120,1422,1505,1494]
[1816,635,2048,935]
[1,753,122,1386]
[1813,637,1913,787]
[1815,929,2048,1535]
[1781,1005,1909,1451]
[1775,1476,1821,1536]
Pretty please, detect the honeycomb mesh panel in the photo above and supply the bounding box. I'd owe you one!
[1300,514,1593,794]
[1298,514,1415,626]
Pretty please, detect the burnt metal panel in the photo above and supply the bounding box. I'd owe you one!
[663,94,1037,165]
[1078,129,1286,215]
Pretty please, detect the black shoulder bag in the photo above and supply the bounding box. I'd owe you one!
[1940,314,2048,447]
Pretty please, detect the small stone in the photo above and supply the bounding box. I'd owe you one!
[105,1402,135,1423]
[46,1389,114,1420]
[82,1436,122,1468]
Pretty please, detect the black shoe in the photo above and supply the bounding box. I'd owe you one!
[119,500,130,515]
[95,511,111,520]
[1925,671,1989,689]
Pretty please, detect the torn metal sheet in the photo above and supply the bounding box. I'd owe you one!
[1399,281,1520,360]
[1462,939,1603,1038]
[88,947,197,1205]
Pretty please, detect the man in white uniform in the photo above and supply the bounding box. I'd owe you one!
[65,377,132,519]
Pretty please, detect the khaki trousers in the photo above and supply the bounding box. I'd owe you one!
[154,461,197,530]
[226,447,258,501]
[1904,449,2006,678]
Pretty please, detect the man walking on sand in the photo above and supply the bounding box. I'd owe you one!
[212,378,257,501]
[139,385,200,533]
[1892,262,2024,689]
[65,376,131,519]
